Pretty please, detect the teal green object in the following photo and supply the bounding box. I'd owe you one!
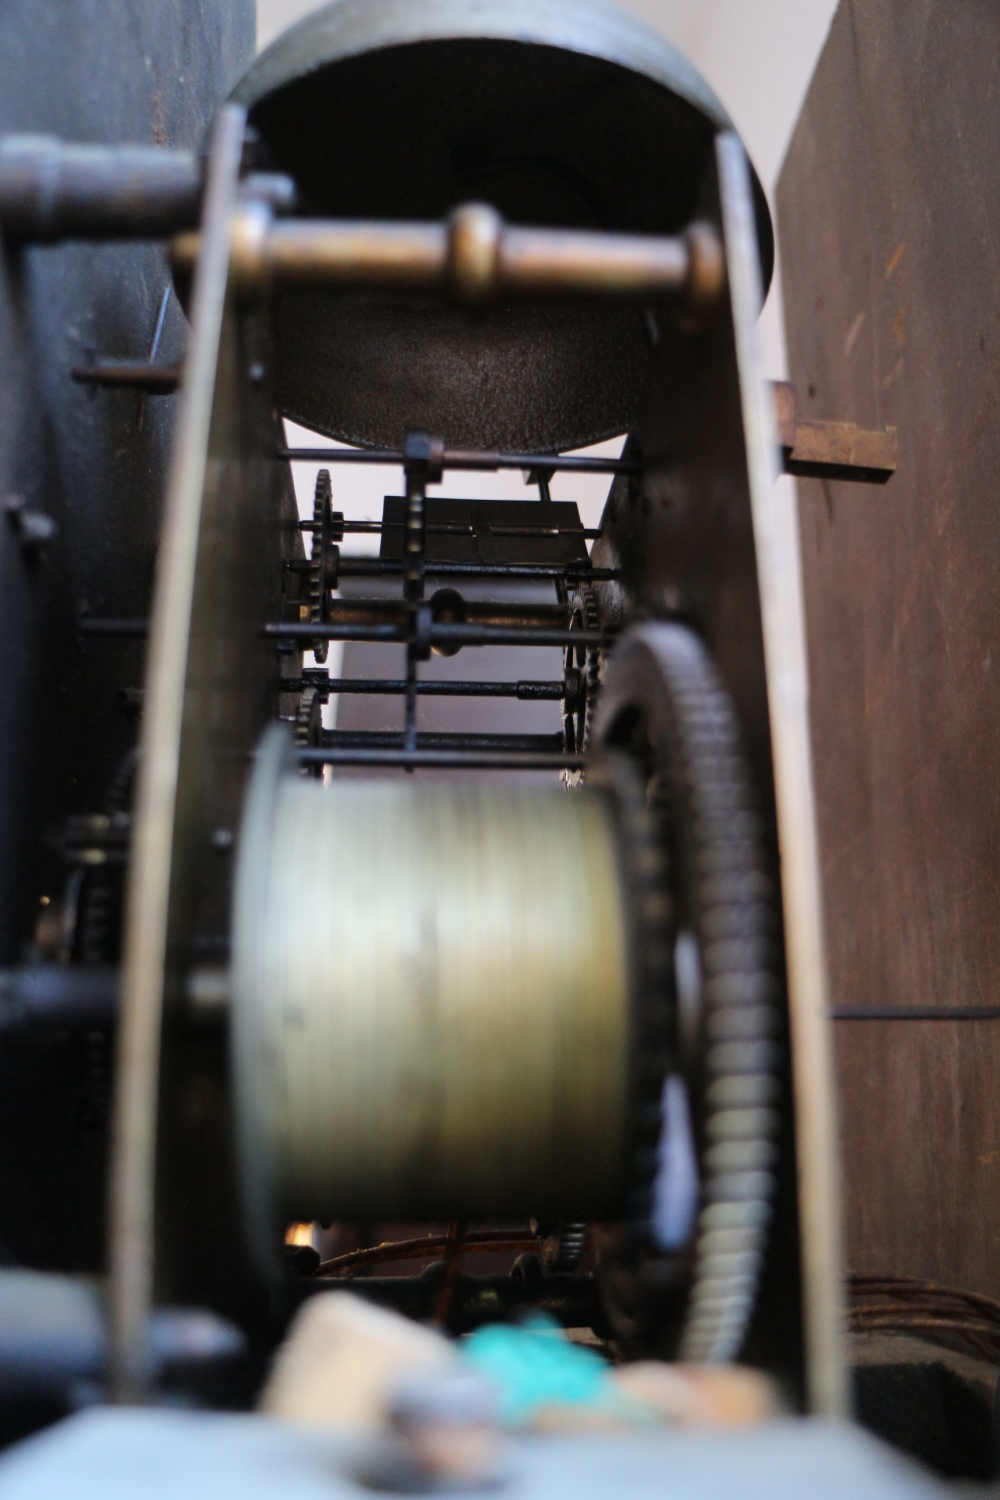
[460,1315,619,1425]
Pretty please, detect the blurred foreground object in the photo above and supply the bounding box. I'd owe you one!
[260,1295,778,1440]
[259,1293,454,1431]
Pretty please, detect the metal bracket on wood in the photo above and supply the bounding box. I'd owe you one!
[772,380,896,484]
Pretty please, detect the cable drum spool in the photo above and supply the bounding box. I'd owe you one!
[231,728,662,1270]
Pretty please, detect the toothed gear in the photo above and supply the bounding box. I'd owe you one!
[554,1223,588,1271]
[562,583,602,788]
[295,686,323,777]
[310,469,334,664]
[592,622,782,1365]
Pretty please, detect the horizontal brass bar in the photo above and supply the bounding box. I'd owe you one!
[173,201,724,307]
[258,216,445,290]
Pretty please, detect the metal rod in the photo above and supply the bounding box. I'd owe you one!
[313,518,601,540]
[304,518,602,540]
[324,596,571,630]
[80,618,149,637]
[337,558,619,582]
[280,678,567,700]
[175,203,721,307]
[404,650,419,753]
[312,520,482,536]
[72,360,181,393]
[830,1006,1000,1020]
[298,747,585,771]
[0,964,228,1032]
[267,621,609,648]
[0,965,119,1032]
[281,445,635,475]
[267,622,404,644]
[322,730,566,754]
[0,135,203,243]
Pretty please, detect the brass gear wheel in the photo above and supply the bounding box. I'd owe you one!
[562,583,603,788]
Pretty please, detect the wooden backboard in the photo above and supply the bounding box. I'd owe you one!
[778,0,1000,1294]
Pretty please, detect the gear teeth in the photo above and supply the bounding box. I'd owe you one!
[592,622,782,1367]
[555,1223,587,1270]
[563,584,602,788]
[295,687,322,777]
[654,631,780,1366]
[310,469,333,664]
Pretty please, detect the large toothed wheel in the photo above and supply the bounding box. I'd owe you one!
[592,621,783,1364]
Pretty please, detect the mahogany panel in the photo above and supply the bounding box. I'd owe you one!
[778,0,1000,1292]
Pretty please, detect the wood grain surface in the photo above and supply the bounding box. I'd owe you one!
[778,1,1000,1294]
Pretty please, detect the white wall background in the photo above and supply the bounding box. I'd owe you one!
[255,0,840,379]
